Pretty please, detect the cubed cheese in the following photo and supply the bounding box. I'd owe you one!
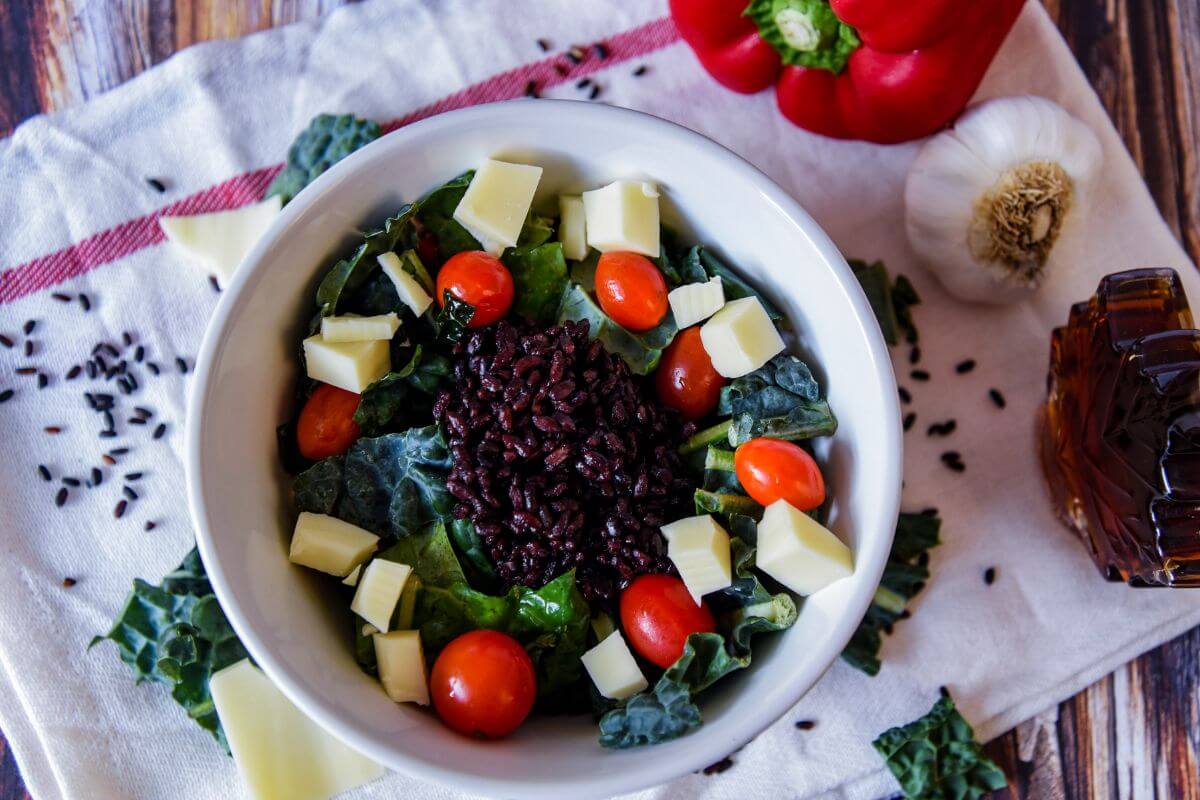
[394,574,422,630]
[580,631,647,700]
[378,252,434,316]
[342,565,362,587]
[210,660,384,800]
[320,313,400,342]
[289,512,379,577]
[757,499,853,595]
[374,630,430,705]
[668,277,724,328]
[699,297,785,378]
[350,560,412,633]
[159,194,282,287]
[663,514,732,601]
[558,195,588,261]
[452,159,543,255]
[302,335,390,393]
[582,180,660,257]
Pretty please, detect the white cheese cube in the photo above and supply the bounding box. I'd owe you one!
[302,335,390,393]
[289,512,379,577]
[452,159,543,254]
[394,575,422,630]
[663,514,732,601]
[582,180,660,257]
[378,252,434,316]
[374,630,430,705]
[580,631,648,700]
[320,313,400,343]
[558,195,588,261]
[159,194,282,287]
[350,560,412,633]
[757,499,853,595]
[668,277,725,328]
[699,297,785,378]
[342,564,362,587]
[210,660,384,800]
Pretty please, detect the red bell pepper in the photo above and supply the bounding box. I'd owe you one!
[670,0,1026,143]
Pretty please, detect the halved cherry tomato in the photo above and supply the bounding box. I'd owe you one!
[430,630,536,739]
[594,252,669,332]
[734,437,826,511]
[296,384,361,460]
[655,327,727,420]
[620,574,716,668]
[436,251,514,327]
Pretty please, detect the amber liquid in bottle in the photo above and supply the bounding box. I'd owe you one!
[1040,268,1200,586]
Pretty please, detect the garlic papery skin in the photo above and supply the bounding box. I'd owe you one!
[904,96,1103,305]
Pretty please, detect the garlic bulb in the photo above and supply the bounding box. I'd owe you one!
[904,96,1103,304]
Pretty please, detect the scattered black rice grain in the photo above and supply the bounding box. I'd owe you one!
[903,412,916,432]
[78,293,92,312]
[795,720,817,730]
[134,345,145,363]
[524,80,539,98]
[109,447,129,456]
[576,77,592,89]
[0,335,11,349]
[0,389,13,404]
[702,757,734,776]
[909,346,921,364]
[102,411,114,430]
[147,362,161,376]
[926,419,957,437]
[86,361,97,379]
[566,46,584,63]
[146,177,167,193]
[114,500,128,519]
[122,331,133,347]
[62,477,81,487]
[37,373,48,389]
[940,451,966,473]
[15,367,36,376]
[99,430,117,439]
[956,359,976,374]
[129,417,146,425]
[102,343,119,358]
[134,406,152,418]
[94,354,108,373]
[91,467,102,486]
[51,293,72,303]
[553,63,568,76]
[44,426,62,434]
[125,471,143,481]
[898,386,911,404]
[989,388,1006,409]
[153,423,167,440]
[536,37,550,52]
[62,577,77,588]
[589,85,601,100]
[144,521,156,531]
[122,486,138,501]
[175,357,189,374]
[22,320,35,335]
[984,566,997,585]
[633,65,648,77]
[66,365,82,380]
[593,42,609,59]
[910,369,930,382]
[101,454,116,466]
[23,340,33,357]
[54,488,68,507]
[37,465,51,482]
[208,275,221,293]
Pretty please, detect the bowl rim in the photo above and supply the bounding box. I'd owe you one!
[187,98,901,799]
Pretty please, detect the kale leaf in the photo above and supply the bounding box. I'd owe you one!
[433,291,475,343]
[681,246,785,321]
[842,511,941,676]
[377,522,467,588]
[414,172,480,261]
[354,345,450,436]
[446,518,499,590]
[89,548,248,752]
[505,242,569,324]
[266,114,382,205]
[849,259,922,346]
[315,205,417,317]
[873,690,1007,799]
[718,354,837,446]
[556,283,677,374]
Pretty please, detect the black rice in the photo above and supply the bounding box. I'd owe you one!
[146,177,166,193]
[175,357,188,374]
[0,389,12,404]
[23,340,33,357]
[536,38,550,52]
[54,488,68,507]
[52,293,72,303]
[15,367,35,376]
[795,720,817,730]
[903,412,916,432]
[144,521,156,531]
[633,65,648,77]
[989,388,1006,409]
[984,566,997,585]
[78,293,92,312]
[22,320,35,335]
[62,477,81,487]
[589,84,601,100]
[122,486,138,501]
[434,320,691,608]
[153,423,167,440]
[125,471,143,481]
[37,465,51,481]
[0,335,11,348]
[66,365,82,380]
[91,467,102,486]
[114,500,127,519]
[910,369,930,382]
[36,373,48,389]
[956,359,976,374]
[593,42,609,59]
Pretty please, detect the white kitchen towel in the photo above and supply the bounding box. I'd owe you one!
[1,2,1197,799]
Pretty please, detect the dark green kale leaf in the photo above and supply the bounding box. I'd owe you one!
[315,205,417,317]
[354,345,451,437]
[266,114,382,205]
[656,227,688,287]
[556,283,677,374]
[681,246,785,321]
[694,489,763,520]
[843,512,941,676]
[415,172,480,261]
[433,291,475,343]
[377,521,468,588]
[504,242,569,324]
[598,678,702,749]
[849,259,922,346]
[717,354,837,446]
[873,690,1007,800]
[446,518,499,590]
[292,455,345,515]
[89,548,248,752]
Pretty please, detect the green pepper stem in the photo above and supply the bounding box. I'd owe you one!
[704,447,737,473]
[680,420,733,455]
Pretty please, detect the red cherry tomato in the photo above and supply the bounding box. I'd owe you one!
[734,437,826,511]
[655,327,727,420]
[430,630,536,739]
[436,251,514,327]
[296,384,361,460]
[594,252,669,332]
[619,574,716,669]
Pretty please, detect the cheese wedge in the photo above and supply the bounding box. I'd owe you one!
[378,252,433,316]
[320,313,400,342]
[663,514,732,602]
[558,195,588,260]
[302,335,390,393]
[582,180,660,257]
[374,630,430,705]
[668,277,724,328]
[350,560,412,633]
[756,499,853,595]
[699,296,784,378]
[159,195,282,287]
[581,631,647,700]
[210,660,384,800]
[289,512,378,577]
[342,565,362,587]
[453,159,543,255]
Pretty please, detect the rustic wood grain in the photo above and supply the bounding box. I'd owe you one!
[0,1,1197,798]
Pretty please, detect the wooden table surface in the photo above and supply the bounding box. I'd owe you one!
[1,1,1197,798]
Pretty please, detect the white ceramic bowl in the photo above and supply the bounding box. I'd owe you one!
[187,100,901,799]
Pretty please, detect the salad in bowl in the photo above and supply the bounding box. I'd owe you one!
[278,157,854,747]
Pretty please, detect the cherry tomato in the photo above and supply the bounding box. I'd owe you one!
[619,574,716,668]
[734,437,826,511]
[436,251,514,327]
[430,630,536,739]
[296,384,361,460]
[655,327,727,420]
[594,252,669,332]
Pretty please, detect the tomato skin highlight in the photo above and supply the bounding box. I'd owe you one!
[429,630,536,739]
[655,327,727,420]
[436,251,515,327]
[594,252,669,332]
[619,574,717,669]
[734,437,826,511]
[296,384,362,460]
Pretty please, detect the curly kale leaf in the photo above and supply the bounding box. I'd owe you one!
[267,114,382,205]
[89,548,248,752]
[873,690,1007,800]
[354,345,451,437]
[849,258,922,346]
[556,283,677,374]
[314,206,417,317]
[680,245,785,321]
[718,354,837,446]
[843,511,941,676]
